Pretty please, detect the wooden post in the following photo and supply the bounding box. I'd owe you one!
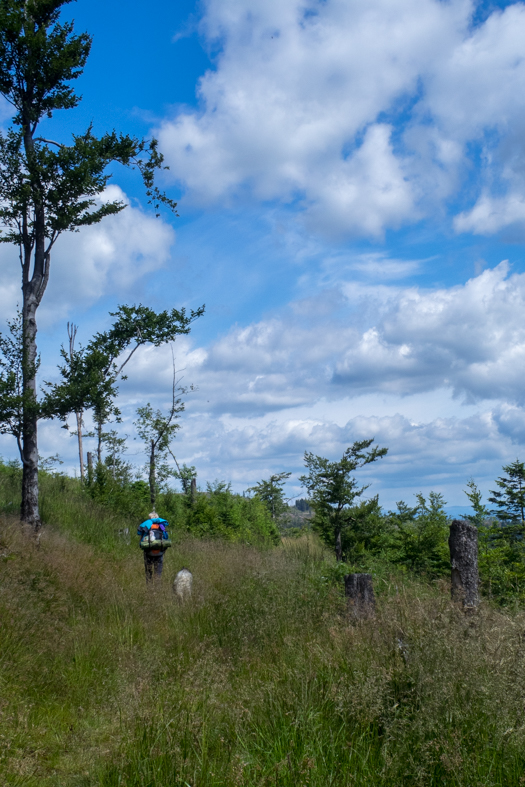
[449,519,479,609]
[344,573,375,618]
[190,477,196,503]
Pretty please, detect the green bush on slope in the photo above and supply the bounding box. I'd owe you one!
[0,459,280,549]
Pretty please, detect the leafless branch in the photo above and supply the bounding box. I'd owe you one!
[34,137,64,148]
[168,446,182,475]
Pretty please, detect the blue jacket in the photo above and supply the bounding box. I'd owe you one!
[137,517,169,536]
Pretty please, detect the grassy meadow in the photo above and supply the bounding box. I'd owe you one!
[1,469,525,786]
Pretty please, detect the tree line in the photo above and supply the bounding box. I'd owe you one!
[260,454,525,605]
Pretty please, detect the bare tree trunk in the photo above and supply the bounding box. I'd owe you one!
[190,476,196,503]
[149,438,156,508]
[20,120,49,531]
[96,418,102,466]
[344,573,375,619]
[87,451,93,484]
[449,519,479,609]
[21,287,41,529]
[67,324,84,483]
[76,410,84,482]
[335,525,343,562]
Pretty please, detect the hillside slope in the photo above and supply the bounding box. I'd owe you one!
[1,473,525,786]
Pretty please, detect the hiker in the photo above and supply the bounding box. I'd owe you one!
[137,511,171,583]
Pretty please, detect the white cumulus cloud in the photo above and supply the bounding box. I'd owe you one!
[158,0,525,236]
[0,186,176,328]
[121,259,525,414]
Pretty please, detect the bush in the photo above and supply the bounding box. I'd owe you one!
[387,492,450,577]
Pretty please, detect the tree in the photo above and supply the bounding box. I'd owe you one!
[248,471,291,523]
[489,460,525,532]
[300,439,387,561]
[100,429,130,483]
[63,322,87,481]
[173,463,197,495]
[0,0,178,529]
[0,309,37,461]
[45,304,202,478]
[134,355,185,509]
[388,493,449,575]
[464,478,491,528]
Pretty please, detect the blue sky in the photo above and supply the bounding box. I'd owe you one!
[3,0,525,511]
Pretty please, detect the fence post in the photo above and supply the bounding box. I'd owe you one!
[449,519,479,609]
[344,573,375,619]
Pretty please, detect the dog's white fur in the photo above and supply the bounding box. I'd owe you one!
[173,568,193,601]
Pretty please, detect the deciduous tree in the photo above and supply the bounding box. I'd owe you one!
[0,0,178,529]
[46,304,202,478]
[0,310,36,461]
[134,354,186,509]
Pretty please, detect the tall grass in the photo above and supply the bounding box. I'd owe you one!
[2,493,525,787]
[0,462,132,551]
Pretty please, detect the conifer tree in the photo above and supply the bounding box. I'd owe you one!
[249,472,291,522]
[489,460,525,532]
[300,439,387,562]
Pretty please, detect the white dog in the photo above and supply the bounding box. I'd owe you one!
[173,568,193,602]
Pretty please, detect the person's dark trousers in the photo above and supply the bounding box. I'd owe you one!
[144,551,164,583]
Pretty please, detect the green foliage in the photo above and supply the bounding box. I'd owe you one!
[300,439,388,561]
[0,457,279,549]
[135,398,183,505]
[489,459,525,528]
[0,0,91,122]
[162,480,281,545]
[387,492,450,576]
[45,304,203,422]
[174,462,196,494]
[341,494,387,558]
[0,310,39,456]
[0,0,178,247]
[135,403,181,456]
[465,478,525,604]
[464,477,491,527]
[249,470,291,522]
[0,126,135,247]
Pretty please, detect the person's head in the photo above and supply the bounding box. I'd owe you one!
[149,511,158,519]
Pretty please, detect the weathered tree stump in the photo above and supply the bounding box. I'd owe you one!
[449,519,479,609]
[344,573,375,618]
